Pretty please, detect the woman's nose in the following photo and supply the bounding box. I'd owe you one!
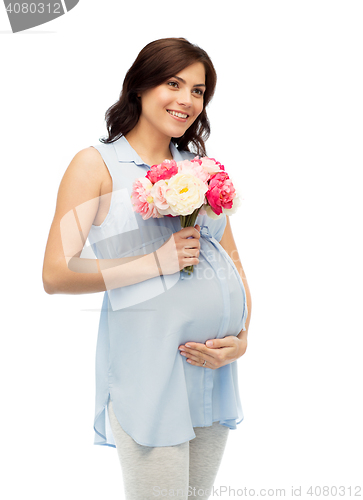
[177,90,192,108]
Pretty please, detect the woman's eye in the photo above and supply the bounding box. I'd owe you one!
[167,81,204,96]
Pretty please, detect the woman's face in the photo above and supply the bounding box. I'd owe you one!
[138,61,206,139]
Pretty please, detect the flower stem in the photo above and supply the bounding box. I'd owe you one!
[180,206,203,275]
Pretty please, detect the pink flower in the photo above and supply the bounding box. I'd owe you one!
[150,180,170,211]
[209,158,225,171]
[131,177,163,220]
[206,171,236,216]
[146,159,178,184]
[198,157,225,174]
[177,159,209,183]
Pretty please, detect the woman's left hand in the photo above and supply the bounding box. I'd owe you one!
[178,335,247,369]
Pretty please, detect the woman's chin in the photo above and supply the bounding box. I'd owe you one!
[169,129,187,139]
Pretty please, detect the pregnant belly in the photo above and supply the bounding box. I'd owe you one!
[109,249,246,350]
[167,264,226,345]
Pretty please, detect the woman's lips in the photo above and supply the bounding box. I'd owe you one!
[167,110,189,122]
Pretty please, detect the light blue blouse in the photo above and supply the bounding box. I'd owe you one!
[87,135,248,448]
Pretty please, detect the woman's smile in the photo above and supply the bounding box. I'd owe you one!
[167,109,189,122]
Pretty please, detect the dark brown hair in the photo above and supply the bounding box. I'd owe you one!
[100,37,217,156]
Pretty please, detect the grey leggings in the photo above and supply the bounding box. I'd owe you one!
[108,399,230,499]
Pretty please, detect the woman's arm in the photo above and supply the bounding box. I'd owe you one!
[219,215,252,338]
[42,148,160,295]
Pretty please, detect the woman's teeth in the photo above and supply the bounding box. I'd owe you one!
[167,110,188,119]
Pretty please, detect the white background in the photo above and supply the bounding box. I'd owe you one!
[1,1,362,498]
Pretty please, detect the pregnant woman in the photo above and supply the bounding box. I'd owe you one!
[42,37,252,500]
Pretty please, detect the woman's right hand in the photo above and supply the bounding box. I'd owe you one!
[155,224,201,275]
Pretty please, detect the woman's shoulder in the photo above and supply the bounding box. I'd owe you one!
[64,147,109,188]
[72,146,105,165]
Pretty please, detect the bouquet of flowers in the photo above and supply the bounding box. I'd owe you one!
[130,156,241,275]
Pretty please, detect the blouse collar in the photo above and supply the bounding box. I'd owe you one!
[112,135,184,167]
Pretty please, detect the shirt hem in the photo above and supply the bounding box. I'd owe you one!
[94,410,244,448]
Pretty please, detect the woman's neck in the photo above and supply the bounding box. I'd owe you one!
[125,121,174,166]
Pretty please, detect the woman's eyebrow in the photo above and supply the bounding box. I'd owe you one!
[172,75,206,88]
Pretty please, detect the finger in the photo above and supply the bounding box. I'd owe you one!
[206,337,235,349]
[184,342,204,351]
[183,226,200,239]
[184,353,211,368]
[180,347,215,365]
[187,343,217,357]
[181,344,207,356]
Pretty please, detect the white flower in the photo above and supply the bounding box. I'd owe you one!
[205,204,223,220]
[163,172,208,216]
